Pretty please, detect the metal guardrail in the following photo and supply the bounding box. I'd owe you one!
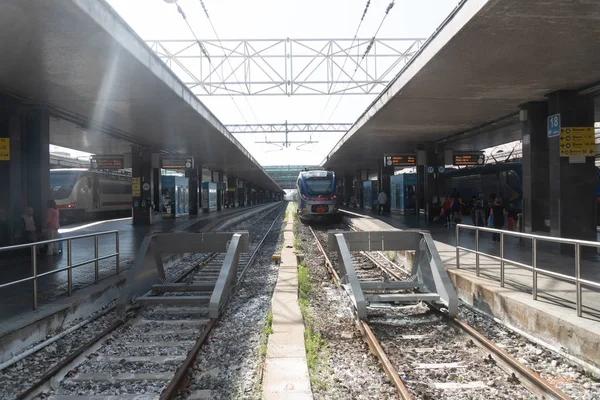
[455,224,600,317]
[0,231,120,310]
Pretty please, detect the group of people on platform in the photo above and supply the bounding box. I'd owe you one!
[440,190,515,242]
[0,200,60,253]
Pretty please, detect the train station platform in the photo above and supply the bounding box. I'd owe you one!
[341,208,600,368]
[0,203,280,363]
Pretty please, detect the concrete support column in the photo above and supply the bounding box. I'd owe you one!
[151,153,161,215]
[424,150,444,222]
[227,175,237,207]
[238,179,245,206]
[547,91,597,242]
[343,174,353,206]
[132,146,159,225]
[0,101,21,245]
[378,161,391,213]
[521,102,550,233]
[188,163,201,215]
[215,171,224,211]
[0,100,50,243]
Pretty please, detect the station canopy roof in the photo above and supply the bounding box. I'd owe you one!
[0,0,282,193]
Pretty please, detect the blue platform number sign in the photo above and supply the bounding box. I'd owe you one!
[547,114,561,138]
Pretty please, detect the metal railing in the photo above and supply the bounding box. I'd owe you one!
[455,224,600,317]
[0,230,120,310]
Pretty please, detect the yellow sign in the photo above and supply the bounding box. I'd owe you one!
[0,138,9,161]
[559,127,595,157]
[132,177,141,196]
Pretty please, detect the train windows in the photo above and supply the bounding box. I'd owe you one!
[51,172,79,189]
[305,178,333,195]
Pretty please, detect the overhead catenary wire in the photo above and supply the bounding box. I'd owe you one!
[326,0,396,123]
[196,0,260,123]
[173,2,250,124]
[318,0,372,123]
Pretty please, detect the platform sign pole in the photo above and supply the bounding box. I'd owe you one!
[475,229,480,276]
[500,232,505,287]
[532,238,537,300]
[67,240,72,297]
[115,232,120,275]
[94,236,99,284]
[32,245,37,310]
[575,244,582,317]
[455,225,460,269]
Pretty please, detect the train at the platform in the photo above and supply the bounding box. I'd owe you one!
[296,169,339,221]
[50,169,132,223]
[443,162,600,224]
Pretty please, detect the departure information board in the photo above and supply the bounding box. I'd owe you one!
[91,155,124,169]
[0,138,9,161]
[453,153,485,166]
[383,154,416,167]
[559,127,595,157]
[161,157,193,169]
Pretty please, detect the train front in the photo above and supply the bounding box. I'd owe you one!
[297,170,339,221]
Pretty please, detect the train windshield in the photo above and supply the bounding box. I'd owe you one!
[50,171,80,199]
[305,178,333,195]
[302,171,334,195]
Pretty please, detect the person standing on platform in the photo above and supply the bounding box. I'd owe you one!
[441,195,452,227]
[22,207,38,243]
[377,190,388,215]
[43,200,60,256]
[490,197,506,242]
[474,195,485,226]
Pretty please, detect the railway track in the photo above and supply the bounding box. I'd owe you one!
[308,224,570,400]
[15,204,286,400]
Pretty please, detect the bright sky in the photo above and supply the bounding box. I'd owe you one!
[106,0,460,166]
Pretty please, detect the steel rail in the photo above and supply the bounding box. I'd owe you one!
[15,318,126,400]
[15,205,284,400]
[453,318,570,400]
[160,203,287,399]
[365,244,571,400]
[308,225,411,399]
[15,251,215,400]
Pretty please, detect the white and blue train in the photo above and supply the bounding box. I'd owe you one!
[296,169,339,221]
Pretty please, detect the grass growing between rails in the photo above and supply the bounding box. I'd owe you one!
[249,310,274,399]
[297,261,331,391]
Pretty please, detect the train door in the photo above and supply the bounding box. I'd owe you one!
[82,176,93,212]
[92,174,101,210]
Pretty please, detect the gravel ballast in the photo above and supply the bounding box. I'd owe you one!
[296,219,398,399]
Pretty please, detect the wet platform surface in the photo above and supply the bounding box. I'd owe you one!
[0,205,267,320]
[342,208,600,321]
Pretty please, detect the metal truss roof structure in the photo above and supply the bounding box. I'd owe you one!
[146,38,426,96]
[225,122,352,133]
[263,165,318,189]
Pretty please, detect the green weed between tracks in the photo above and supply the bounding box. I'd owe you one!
[298,260,330,391]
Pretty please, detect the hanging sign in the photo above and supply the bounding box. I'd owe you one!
[0,138,9,160]
[559,127,595,157]
[132,177,141,196]
[383,154,417,167]
[453,153,485,166]
[91,155,124,169]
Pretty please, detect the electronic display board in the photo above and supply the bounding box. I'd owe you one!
[383,154,417,167]
[91,155,124,170]
[453,153,485,166]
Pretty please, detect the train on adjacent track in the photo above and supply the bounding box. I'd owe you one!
[443,162,600,224]
[296,169,340,221]
[50,169,132,223]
